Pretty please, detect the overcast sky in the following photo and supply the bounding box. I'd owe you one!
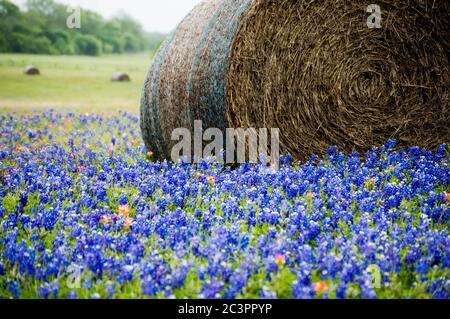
[11,0,203,33]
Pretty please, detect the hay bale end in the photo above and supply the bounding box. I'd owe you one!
[111,72,131,82]
[23,65,40,75]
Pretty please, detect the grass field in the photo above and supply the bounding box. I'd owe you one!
[0,53,152,114]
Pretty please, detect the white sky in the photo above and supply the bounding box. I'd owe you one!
[11,0,203,33]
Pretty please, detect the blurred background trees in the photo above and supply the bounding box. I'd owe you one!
[0,0,166,56]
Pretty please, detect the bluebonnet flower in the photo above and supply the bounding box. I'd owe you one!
[384,139,397,150]
[38,282,59,299]
[405,245,422,265]
[105,281,115,299]
[83,278,93,290]
[19,192,28,207]
[0,262,4,276]
[259,286,277,299]
[358,273,377,299]
[201,279,224,299]
[4,279,21,298]
[142,278,158,297]
[326,146,339,157]
[336,284,347,299]
[223,268,248,299]
[428,279,448,299]
[67,291,77,299]
[119,194,128,206]
[119,265,134,283]
[42,208,58,231]
[292,282,314,299]
[415,258,430,277]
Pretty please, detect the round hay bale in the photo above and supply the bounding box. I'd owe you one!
[141,0,450,161]
[111,72,131,82]
[23,65,40,75]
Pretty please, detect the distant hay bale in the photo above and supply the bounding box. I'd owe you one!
[111,72,130,82]
[141,0,450,161]
[23,65,40,75]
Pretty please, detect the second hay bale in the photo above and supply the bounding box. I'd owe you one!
[111,72,131,82]
[23,65,40,75]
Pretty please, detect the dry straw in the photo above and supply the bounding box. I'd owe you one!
[111,72,130,82]
[141,0,450,161]
[23,65,40,75]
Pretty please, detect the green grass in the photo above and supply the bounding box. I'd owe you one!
[0,53,153,114]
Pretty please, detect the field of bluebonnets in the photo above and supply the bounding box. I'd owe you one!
[0,110,448,299]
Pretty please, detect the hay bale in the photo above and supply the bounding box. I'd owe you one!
[111,72,130,82]
[141,0,450,161]
[23,65,40,75]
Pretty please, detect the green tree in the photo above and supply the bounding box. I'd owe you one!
[26,0,56,15]
[74,34,102,56]
[98,20,125,53]
[42,30,74,54]
[123,33,140,52]
[11,33,54,54]
[0,0,21,51]
[0,0,166,55]
[0,33,8,52]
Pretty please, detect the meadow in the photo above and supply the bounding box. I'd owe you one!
[0,53,151,114]
[0,111,448,299]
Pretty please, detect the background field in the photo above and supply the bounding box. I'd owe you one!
[0,53,152,114]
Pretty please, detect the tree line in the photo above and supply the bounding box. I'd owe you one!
[0,0,166,56]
